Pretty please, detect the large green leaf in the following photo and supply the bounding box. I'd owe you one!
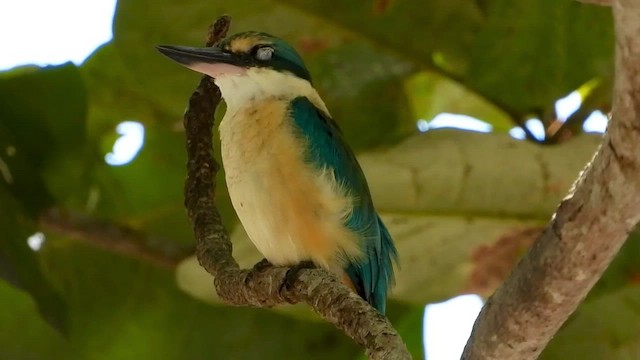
[29,240,359,360]
[0,186,67,333]
[0,65,86,162]
[280,0,483,73]
[90,123,195,248]
[541,286,640,359]
[0,64,88,214]
[280,0,613,123]
[405,71,513,130]
[0,280,67,359]
[466,0,613,115]
[589,233,640,299]
[0,64,91,332]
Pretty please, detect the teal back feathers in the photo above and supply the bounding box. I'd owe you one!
[289,97,397,313]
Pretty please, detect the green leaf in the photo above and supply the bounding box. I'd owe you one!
[466,0,613,115]
[0,63,93,213]
[541,286,640,359]
[90,124,194,248]
[0,64,86,159]
[0,280,68,359]
[279,0,483,74]
[0,65,89,332]
[280,0,614,123]
[0,123,52,215]
[405,71,513,130]
[589,232,640,299]
[37,241,360,359]
[0,185,67,333]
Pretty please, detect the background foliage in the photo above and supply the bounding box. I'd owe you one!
[2,0,636,359]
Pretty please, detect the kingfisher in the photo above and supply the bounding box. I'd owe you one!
[157,31,397,313]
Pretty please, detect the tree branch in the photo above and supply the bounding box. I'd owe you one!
[576,0,612,6]
[39,207,187,268]
[182,16,410,360]
[462,1,640,359]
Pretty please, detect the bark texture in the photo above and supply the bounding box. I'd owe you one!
[182,16,410,360]
[462,1,640,359]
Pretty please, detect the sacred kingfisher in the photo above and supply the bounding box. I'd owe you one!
[157,32,397,313]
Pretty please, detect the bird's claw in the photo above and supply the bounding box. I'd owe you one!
[244,258,273,286]
[280,261,316,294]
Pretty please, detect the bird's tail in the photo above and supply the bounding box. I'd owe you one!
[371,215,398,314]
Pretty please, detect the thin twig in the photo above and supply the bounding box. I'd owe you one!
[182,15,410,360]
[462,1,640,359]
[39,207,187,268]
[576,0,612,6]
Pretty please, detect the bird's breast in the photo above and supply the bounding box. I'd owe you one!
[219,98,361,269]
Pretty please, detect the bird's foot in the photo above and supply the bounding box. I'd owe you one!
[244,258,273,286]
[280,261,316,294]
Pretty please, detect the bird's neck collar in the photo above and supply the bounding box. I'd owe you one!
[214,68,330,116]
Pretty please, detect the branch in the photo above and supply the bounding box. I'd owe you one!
[462,1,640,359]
[182,16,410,360]
[576,0,612,6]
[39,207,187,268]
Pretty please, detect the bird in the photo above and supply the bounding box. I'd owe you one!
[157,31,397,314]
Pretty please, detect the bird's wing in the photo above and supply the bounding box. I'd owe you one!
[289,96,397,313]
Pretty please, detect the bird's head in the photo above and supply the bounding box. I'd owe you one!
[157,32,318,108]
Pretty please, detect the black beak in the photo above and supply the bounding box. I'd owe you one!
[156,45,240,67]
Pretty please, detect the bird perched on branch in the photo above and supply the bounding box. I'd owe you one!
[157,31,397,313]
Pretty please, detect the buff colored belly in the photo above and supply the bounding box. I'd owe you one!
[219,99,360,269]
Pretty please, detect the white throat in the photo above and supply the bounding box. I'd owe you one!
[213,67,330,115]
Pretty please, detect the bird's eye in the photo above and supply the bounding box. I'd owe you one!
[254,46,274,61]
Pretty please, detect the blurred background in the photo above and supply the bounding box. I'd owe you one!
[2,0,638,359]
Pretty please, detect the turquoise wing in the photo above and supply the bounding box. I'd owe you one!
[289,96,397,313]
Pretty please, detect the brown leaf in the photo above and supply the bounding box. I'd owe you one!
[372,0,396,15]
[466,226,542,295]
[296,36,330,55]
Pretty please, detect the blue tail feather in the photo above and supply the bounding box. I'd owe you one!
[345,214,397,314]
[371,215,398,313]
